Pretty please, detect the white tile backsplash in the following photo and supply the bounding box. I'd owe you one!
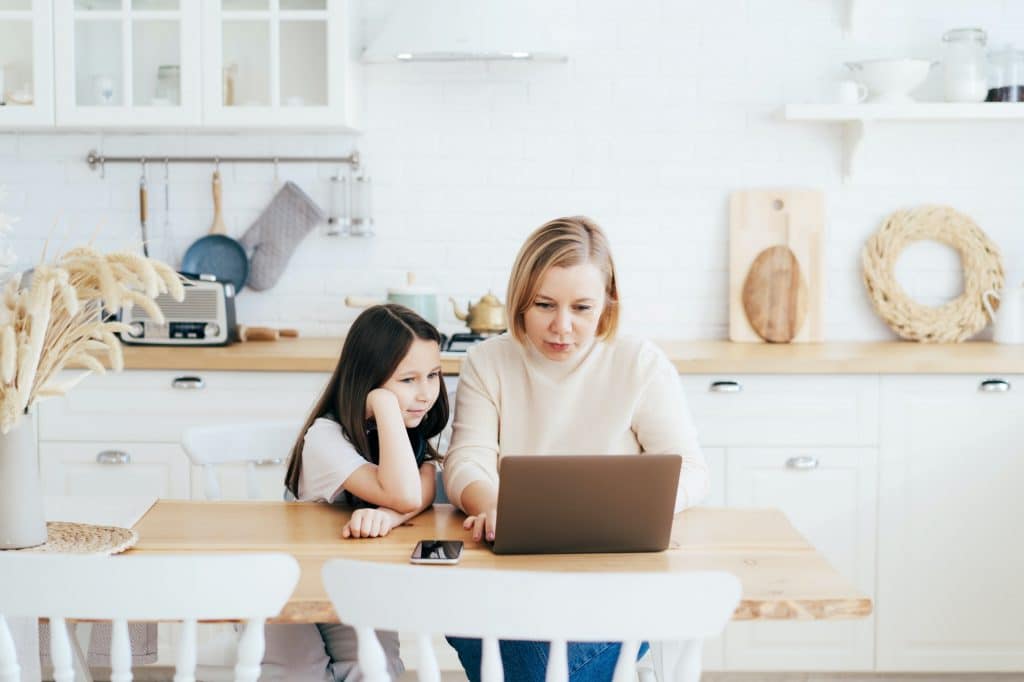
[3,0,1024,339]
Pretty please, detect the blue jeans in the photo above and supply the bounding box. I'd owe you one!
[445,636,649,682]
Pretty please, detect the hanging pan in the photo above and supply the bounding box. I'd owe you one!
[181,170,249,291]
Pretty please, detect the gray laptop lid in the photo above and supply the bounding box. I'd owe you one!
[492,454,682,555]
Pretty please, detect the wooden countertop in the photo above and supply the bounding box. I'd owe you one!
[129,501,872,624]
[116,337,1024,374]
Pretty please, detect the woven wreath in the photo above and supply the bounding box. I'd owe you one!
[862,206,1004,343]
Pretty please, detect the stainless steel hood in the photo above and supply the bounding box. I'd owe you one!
[361,0,568,63]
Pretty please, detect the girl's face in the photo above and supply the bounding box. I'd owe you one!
[523,263,607,362]
[380,338,443,427]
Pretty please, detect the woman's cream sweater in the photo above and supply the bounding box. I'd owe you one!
[442,333,709,513]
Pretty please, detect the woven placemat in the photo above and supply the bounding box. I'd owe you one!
[10,521,137,555]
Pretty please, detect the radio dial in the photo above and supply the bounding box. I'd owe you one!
[204,322,221,338]
[127,322,144,338]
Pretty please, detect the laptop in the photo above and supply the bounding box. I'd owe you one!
[491,454,682,555]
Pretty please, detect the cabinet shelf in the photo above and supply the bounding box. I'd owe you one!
[783,102,1024,181]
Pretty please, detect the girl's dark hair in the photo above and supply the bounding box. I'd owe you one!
[284,304,449,498]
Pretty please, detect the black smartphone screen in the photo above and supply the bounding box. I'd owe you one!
[411,539,464,561]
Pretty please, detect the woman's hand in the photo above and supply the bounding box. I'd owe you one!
[463,507,498,543]
[342,508,401,538]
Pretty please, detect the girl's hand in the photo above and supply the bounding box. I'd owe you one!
[463,508,498,543]
[365,387,400,420]
[343,508,399,538]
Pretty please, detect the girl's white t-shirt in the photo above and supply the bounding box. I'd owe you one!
[297,417,369,503]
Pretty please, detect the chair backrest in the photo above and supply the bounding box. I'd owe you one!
[181,421,301,500]
[321,559,741,682]
[0,553,299,682]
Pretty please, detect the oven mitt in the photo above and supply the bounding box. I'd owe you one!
[239,181,325,291]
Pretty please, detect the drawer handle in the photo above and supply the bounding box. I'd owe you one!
[709,380,742,393]
[253,458,284,466]
[979,379,1011,393]
[786,456,818,471]
[96,450,131,465]
[172,376,205,390]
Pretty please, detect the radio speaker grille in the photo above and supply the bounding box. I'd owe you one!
[132,290,218,321]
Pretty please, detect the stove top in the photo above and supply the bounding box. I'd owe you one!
[442,332,489,353]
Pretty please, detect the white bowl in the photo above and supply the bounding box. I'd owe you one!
[845,59,934,103]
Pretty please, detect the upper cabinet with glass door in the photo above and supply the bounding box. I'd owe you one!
[201,0,360,129]
[0,0,54,127]
[53,0,201,127]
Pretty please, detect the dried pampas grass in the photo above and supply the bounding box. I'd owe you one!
[0,246,183,434]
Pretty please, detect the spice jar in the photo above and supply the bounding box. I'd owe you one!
[987,46,1024,102]
[942,28,989,102]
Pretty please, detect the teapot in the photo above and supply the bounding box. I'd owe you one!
[982,282,1024,344]
[450,291,508,335]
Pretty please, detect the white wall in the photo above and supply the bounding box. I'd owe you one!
[2,0,1024,340]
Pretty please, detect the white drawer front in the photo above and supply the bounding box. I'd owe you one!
[680,375,879,447]
[39,370,329,442]
[40,441,191,499]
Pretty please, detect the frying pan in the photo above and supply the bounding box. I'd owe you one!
[181,171,249,290]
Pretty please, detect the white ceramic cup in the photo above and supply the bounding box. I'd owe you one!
[836,79,869,104]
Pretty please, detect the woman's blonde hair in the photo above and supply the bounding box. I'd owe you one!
[506,216,619,343]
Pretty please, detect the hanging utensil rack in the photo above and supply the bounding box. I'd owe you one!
[86,149,360,176]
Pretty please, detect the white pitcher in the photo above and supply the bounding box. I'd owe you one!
[982,284,1024,343]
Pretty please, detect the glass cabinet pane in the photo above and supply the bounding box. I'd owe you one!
[222,20,269,106]
[75,20,122,106]
[0,19,33,106]
[133,20,179,106]
[0,1,31,10]
[74,0,121,10]
[132,0,178,9]
[280,0,326,9]
[223,0,267,10]
[280,20,326,106]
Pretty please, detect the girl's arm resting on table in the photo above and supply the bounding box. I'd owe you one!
[343,462,436,538]
[338,459,422,514]
[361,388,422,511]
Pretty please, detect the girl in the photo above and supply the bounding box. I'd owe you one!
[265,303,449,682]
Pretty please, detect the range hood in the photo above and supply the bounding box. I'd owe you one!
[362,0,568,63]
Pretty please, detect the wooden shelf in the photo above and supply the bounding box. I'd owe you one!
[783,102,1024,180]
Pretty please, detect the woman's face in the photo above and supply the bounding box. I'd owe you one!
[523,263,607,362]
[380,338,443,427]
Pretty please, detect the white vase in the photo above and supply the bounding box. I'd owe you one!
[0,408,46,549]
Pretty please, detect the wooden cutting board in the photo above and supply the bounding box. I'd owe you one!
[729,189,824,343]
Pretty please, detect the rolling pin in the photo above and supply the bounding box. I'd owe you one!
[236,326,301,342]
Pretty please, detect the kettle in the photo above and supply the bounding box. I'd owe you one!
[450,291,508,335]
[983,282,1024,344]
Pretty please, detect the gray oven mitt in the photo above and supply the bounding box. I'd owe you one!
[240,181,325,291]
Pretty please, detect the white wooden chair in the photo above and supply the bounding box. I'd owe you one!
[321,559,741,682]
[181,421,301,500]
[0,553,299,682]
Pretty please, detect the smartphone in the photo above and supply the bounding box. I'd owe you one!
[410,539,463,565]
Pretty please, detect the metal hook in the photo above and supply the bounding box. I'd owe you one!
[99,157,106,179]
[273,157,280,185]
[214,157,221,174]
[164,157,170,181]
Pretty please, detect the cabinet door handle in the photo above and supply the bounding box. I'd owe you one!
[96,450,131,465]
[253,458,284,466]
[709,380,742,393]
[786,456,818,470]
[171,376,205,390]
[979,379,1011,393]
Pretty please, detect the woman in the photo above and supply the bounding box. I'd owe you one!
[443,216,709,682]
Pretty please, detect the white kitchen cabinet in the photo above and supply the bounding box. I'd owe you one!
[877,375,1024,671]
[723,447,877,671]
[681,375,879,448]
[53,0,202,127]
[200,0,360,129]
[39,440,191,498]
[0,0,54,126]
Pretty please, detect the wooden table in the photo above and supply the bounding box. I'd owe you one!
[129,501,871,625]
